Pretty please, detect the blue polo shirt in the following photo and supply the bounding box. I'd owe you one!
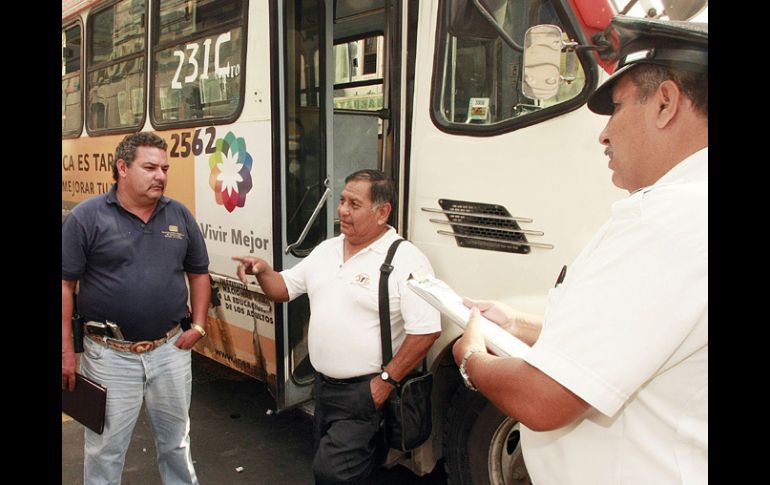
[62,185,209,341]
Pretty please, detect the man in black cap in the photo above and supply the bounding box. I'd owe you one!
[452,17,707,484]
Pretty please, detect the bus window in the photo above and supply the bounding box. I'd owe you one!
[433,0,592,134]
[62,23,82,138]
[86,0,147,133]
[333,34,384,111]
[151,0,246,126]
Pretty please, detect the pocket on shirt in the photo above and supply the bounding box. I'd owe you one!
[349,282,379,313]
[543,285,567,322]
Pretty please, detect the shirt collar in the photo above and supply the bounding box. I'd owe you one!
[368,226,399,254]
[337,226,398,257]
[613,147,708,212]
[652,147,708,187]
[105,183,119,204]
[641,147,708,195]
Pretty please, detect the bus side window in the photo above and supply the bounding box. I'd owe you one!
[62,23,83,138]
[151,0,246,127]
[86,0,147,134]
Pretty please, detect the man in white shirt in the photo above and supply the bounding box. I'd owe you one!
[234,169,441,484]
[452,18,707,485]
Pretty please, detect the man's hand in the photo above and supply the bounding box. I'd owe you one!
[175,329,204,350]
[463,298,518,330]
[369,376,395,409]
[231,256,290,302]
[452,307,488,366]
[232,256,266,285]
[62,350,77,391]
[463,298,543,346]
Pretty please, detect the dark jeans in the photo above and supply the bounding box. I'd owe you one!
[312,373,386,484]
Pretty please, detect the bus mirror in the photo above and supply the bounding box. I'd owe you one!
[522,25,564,100]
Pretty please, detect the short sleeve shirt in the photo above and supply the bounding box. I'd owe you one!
[62,185,209,341]
[521,149,708,485]
[281,227,441,378]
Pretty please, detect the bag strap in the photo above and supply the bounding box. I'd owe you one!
[379,238,406,365]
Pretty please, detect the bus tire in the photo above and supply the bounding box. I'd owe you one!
[443,386,531,485]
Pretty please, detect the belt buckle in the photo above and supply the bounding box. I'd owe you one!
[130,341,155,353]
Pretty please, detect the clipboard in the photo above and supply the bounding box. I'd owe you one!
[62,373,107,434]
[406,273,531,358]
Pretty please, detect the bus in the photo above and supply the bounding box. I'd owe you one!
[62,0,706,482]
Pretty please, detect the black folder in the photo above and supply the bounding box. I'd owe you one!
[62,373,107,434]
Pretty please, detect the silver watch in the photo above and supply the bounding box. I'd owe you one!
[459,349,482,391]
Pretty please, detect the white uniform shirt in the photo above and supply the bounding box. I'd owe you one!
[281,227,441,378]
[523,148,708,485]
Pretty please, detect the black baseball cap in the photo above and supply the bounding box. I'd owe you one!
[587,16,708,115]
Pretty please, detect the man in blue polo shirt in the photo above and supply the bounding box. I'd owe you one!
[62,131,210,485]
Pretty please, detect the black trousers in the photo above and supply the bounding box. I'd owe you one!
[312,373,386,485]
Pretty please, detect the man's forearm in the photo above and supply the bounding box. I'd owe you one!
[234,256,290,302]
[384,332,440,382]
[62,280,78,390]
[256,268,290,302]
[62,280,76,354]
[465,353,590,431]
[187,273,211,325]
[369,331,440,407]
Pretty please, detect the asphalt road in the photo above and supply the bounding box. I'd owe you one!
[62,352,448,484]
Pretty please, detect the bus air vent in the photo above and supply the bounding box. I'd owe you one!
[422,199,554,254]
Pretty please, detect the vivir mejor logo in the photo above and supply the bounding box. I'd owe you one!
[208,131,253,212]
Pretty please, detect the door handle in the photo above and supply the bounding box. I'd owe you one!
[286,180,332,255]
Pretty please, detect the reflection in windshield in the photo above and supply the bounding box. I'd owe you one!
[610,0,707,22]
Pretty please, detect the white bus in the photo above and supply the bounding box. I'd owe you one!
[62,0,705,481]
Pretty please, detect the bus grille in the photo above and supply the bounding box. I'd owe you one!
[422,199,553,254]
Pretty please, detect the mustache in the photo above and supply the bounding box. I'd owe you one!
[604,147,613,157]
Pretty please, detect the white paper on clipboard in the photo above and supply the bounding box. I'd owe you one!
[407,273,530,358]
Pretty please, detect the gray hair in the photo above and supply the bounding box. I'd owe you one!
[629,64,707,118]
[344,169,395,208]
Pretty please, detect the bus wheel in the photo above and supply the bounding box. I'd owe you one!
[443,386,531,485]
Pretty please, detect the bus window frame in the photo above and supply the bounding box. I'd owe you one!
[62,19,84,139]
[332,31,384,91]
[84,0,149,137]
[429,0,598,137]
[148,0,249,130]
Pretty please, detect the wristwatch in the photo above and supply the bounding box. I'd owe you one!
[459,349,482,391]
[380,369,399,387]
[192,323,207,337]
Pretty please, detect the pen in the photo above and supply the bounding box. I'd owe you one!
[554,265,567,287]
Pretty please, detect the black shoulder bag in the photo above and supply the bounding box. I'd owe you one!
[379,238,433,452]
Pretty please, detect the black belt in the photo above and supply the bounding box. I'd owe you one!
[319,373,377,385]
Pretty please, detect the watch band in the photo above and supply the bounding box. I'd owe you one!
[380,370,399,387]
[192,323,207,337]
[459,349,482,391]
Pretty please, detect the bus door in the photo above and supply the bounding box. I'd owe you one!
[274,0,392,410]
